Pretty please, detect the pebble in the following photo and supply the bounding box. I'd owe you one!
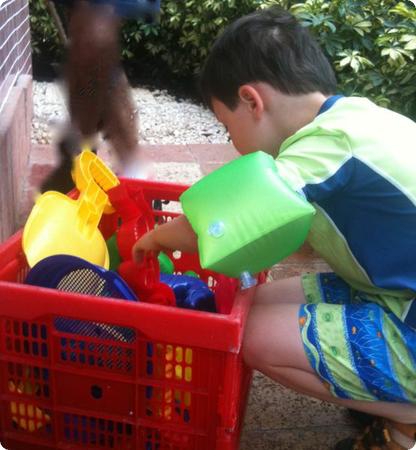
[32,81,229,146]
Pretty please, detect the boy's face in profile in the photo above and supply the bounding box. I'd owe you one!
[211,85,280,157]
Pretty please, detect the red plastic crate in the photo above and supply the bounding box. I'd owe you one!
[0,179,257,450]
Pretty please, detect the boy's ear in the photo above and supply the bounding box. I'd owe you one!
[238,84,264,119]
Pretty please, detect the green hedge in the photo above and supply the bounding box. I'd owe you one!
[285,0,416,120]
[30,0,63,59]
[30,0,416,119]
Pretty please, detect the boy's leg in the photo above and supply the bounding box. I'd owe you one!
[253,276,307,306]
[244,280,416,425]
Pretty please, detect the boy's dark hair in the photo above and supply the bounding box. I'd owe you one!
[199,7,337,110]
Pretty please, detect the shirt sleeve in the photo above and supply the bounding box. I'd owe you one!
[275,129,353,203]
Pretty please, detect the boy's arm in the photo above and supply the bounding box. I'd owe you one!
[132,215,198,263]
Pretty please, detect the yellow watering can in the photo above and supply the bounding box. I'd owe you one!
[23,150,120,269]
[71,150,119,214]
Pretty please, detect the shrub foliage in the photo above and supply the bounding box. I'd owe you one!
[29,0,416,118]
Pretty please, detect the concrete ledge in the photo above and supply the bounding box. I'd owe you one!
[0,74,32,241]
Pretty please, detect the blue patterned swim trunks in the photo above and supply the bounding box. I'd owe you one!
[299,272,416,403]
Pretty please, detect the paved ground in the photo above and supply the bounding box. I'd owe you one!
[25,143,356,450]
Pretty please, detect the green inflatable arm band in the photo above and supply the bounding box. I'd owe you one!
[180,151,315,278]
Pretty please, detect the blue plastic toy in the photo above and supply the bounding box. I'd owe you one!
[25,254,138,301]
[160,273,216,313]
[25,254,138,342]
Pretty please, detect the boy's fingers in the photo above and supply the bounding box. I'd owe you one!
[132,241,145,264]
[133,249,144,264]
[132,230,172,264]
[132,249,160,265]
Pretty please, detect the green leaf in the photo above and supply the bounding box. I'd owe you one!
[29,0,416,121]
[401,34,416,50]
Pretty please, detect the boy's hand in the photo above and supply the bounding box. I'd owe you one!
[132,215,198,264]
[132,230,166,264]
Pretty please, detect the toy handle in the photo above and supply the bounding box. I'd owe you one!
[76,181,108,238]
[107,184,140,222]
[73,150,119,214]
[119,259,175,306]
[108,184,175,306]
[107,184,154,261]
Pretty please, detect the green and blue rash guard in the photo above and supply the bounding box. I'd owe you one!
[275,96,416,323]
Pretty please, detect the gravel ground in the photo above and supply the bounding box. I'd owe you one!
[32,80,229,145]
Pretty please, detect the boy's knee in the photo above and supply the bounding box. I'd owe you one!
[243,302,303,371]
[242,306,268,369]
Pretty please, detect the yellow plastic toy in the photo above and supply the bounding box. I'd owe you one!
[71,149,119,214]
[9,377,51,433]
[23,150,120,269]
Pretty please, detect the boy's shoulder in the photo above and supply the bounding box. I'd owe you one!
[280,96,415,157]
[276,96,416,193]
[300,96,414,136]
